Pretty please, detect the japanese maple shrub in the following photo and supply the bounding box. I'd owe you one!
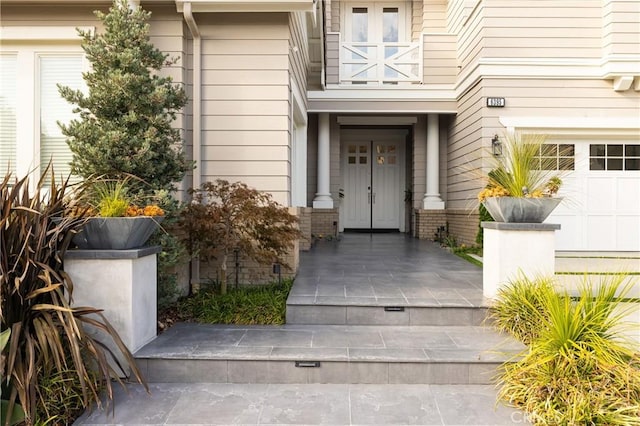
[179,180,302,295]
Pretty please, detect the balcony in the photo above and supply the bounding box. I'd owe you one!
[339,41,423,85]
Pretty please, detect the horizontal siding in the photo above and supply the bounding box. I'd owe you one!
[447,81,484,210]
[198,13,291,199]
[483,1,603,60]
[423,33,457,85]
[325,32,340,85]
[484,78,640,117]
[423,0,447,33]
[202,130,288,146]
[203,85,289,101]
[603,0,640,56]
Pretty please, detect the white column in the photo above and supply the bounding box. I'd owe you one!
[422,114,445,209]
[313,113,333,208]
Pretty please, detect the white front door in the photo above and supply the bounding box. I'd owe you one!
[342,133,405,230]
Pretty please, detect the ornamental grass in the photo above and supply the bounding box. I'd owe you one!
[493,274,640,425]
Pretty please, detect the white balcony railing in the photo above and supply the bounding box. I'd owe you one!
[339,41,423,85]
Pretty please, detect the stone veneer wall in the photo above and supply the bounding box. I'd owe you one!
[311,208,339,238]
[414,209,447,240]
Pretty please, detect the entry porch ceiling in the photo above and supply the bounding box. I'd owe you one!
[175,0,315,13]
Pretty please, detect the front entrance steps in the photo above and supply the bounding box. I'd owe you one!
[285,301,489,326]
[134,323,524,385]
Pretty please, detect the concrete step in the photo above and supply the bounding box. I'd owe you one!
[75,382,528,425]
[285,299,489,326]
[134,323,524,385]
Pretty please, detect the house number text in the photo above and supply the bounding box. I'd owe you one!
[486,97,506,107]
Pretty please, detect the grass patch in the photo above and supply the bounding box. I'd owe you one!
[161,278,293,326]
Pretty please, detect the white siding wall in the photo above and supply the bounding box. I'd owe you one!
[603,0,640,56]
[196,13,291,205]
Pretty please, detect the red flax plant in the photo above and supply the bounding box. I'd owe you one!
[0,167,146,425]
[179,180,301,295]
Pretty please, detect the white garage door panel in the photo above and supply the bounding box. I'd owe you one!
[586,177,615,212]
[617,178,640,212]
[552,214,584,249]
[617,216,640,251]
[586,215,617,250]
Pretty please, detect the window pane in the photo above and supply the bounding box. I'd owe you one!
[352,8,368,43]
[376,156,384,165]
[559,157,575,171]
[382,8,398,43]
[607,158,623,170]
[625,145,640,157]
[607,144,623,156]
[0,55,17,175]
[590,158,605,170]
[348,145,356,153]
[359,156,367,164]
[348,156,356,164]
[590,144,605,156]
[559,144,575,156]
[359,145,367,153]
[541,144,557,156]
[40,55,84,183]
[388,155,396,164]
[625,159,640,170]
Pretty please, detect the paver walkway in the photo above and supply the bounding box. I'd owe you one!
[75,233,530,425]
[76,383,526,425]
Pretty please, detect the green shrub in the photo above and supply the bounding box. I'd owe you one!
[174,279,293,325]
[495,275,640,425]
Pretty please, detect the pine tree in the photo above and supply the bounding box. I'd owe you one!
[58,0,190,191]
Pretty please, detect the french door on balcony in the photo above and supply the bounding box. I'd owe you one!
[341,132,406,231]
[342,2,419,84]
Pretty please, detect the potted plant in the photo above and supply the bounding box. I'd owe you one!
[69,177,164,250]
[477,132,564,223]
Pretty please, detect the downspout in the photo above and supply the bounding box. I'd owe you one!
[320,0,326,89]
[183,1,202,292]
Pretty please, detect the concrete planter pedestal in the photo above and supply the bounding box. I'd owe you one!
[64,246,160,374]
[482,222,560,299]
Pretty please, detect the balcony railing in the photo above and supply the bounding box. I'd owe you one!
[339,41,423,85]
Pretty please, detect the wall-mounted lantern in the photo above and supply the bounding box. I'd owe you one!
[491,135,502,156]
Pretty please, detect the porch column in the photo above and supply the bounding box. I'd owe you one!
[313,113,333,208]
[423,114,445,209]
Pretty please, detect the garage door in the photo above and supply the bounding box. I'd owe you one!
[547,140,640,251]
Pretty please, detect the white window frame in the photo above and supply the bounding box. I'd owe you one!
[0,27,91,181]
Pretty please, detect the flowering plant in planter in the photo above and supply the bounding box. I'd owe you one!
[68,177,165,249]
[477,132,565,223]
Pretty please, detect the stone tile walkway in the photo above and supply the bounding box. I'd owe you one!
[288,234,484,308]
[76,383,527,425]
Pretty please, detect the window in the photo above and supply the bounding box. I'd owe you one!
[590,144,640,171]
[534,144,575,170]
[0,27,87,181]
[40,55,84,182]
[0,55,17,175]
